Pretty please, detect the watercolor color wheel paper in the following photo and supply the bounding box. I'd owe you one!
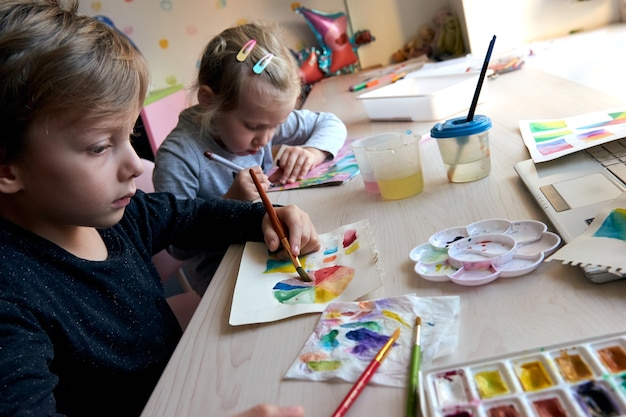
[518,107,626,163]
[285,294,460,387]
[229,219,383,326]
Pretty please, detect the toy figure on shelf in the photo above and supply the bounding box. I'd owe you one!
[291,3,375,85]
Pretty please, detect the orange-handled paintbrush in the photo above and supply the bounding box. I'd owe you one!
[249,169,312,282]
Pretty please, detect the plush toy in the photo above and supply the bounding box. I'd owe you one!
[392,24,434,63]
[431,8,465,60]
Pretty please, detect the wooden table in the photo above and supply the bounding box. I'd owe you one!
[141,65,626,417]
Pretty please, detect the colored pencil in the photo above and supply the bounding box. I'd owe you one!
[204,151,245,172]
[331,328,401,417]
[248,169,312,282]
[406,317,422,417]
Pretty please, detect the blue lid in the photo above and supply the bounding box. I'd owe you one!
[430,114,492,138]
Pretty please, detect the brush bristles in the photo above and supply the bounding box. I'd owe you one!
[296,267,312,282]
[414,316,422,345]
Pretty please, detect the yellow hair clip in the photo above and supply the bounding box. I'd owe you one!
[236,39,256,62]
[253,53,274,74]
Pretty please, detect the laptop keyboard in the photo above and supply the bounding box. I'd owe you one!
[585,138,626,185]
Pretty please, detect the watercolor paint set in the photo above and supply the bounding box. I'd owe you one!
[422,332,626,417]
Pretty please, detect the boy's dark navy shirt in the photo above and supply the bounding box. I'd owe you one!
[0,190,265,416]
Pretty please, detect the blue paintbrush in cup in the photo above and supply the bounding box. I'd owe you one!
[448,35,496,180]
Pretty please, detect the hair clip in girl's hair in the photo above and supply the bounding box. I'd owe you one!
[253,53,274,74]
[236,39,256,62]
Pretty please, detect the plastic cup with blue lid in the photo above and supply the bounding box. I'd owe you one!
[431,114,492,183]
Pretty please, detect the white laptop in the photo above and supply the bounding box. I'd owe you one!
[514,137,626,283]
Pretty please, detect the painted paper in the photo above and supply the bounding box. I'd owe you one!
[546,190,626,274]
[284,294,460,387]
[267,139,359,191]
[519,108,626,163]
[229,219,383,326]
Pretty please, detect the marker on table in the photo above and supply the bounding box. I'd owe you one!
[349,78,380,92]
[391,71,407,83]
[204,151,245,172]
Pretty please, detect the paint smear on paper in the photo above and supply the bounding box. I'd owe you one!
[272,265,355,304]
[593,209,626,240]
[536,138,573,156]
[285,295,460,388]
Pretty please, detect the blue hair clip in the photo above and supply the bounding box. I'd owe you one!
[253,53,274,74]
[237,39,256,62]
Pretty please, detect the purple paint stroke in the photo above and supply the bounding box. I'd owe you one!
[346,328,395,357]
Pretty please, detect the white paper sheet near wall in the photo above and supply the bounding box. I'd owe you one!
[229,219,384,326]
[546,191,626,275]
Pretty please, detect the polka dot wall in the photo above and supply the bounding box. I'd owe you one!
[78,0,337,93]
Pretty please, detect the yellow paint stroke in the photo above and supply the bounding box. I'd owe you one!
[158,39,169,49]
[382,309,411,327]
[265,258,296,274]
[345,242,360,255]
[316,288,338,303]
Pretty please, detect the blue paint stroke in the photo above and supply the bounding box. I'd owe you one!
[340,321,381,332]
[273,281,306,290]
[324,246,339,255]
[593,208,626,240]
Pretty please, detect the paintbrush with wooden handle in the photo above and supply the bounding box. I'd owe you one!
[249,169,312,282]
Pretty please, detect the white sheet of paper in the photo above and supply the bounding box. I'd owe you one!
[229,219,384,326]
[546,191,626,274]
[284,294,460,387]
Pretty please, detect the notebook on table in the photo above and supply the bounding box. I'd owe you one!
[514,138,626,283]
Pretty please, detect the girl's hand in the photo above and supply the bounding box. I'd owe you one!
[262,204,321,257]
[224,166,269,201]
[231,404,304,417]
[270,146,328,184]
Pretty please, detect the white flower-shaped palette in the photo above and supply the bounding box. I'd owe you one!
[409,219,561,286]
